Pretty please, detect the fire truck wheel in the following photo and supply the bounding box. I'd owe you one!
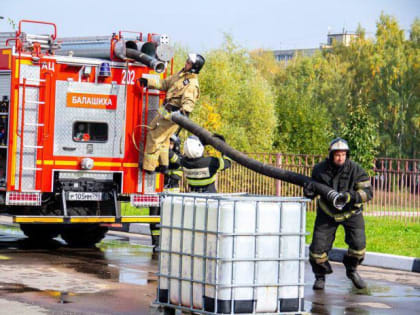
[20,224,60,240]
[60,224,108,248]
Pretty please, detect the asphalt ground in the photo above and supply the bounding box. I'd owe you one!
[0,224,418,314]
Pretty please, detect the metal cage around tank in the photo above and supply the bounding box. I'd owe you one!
[156,193,309,314]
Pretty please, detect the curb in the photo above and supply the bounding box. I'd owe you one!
[109,223,151,234]
[322,247,420,273]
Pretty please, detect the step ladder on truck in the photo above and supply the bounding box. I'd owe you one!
[0,20,173,246]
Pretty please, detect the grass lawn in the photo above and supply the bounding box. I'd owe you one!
[306,211,420,258]
[121,203,149,216]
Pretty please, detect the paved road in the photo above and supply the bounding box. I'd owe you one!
[0,224,418,314]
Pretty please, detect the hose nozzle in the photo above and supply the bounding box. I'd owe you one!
[331,191,347,210]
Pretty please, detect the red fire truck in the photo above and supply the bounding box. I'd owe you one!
[0,20,172,246]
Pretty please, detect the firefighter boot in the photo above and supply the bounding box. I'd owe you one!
[343,254,366,289]
[313,274,325,290]
[151,235,160,251]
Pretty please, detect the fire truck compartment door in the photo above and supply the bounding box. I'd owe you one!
[54,81,125,158]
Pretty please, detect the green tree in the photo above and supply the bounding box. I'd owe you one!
[339,103,379,172]
[273,54,335,154]
[173,36,277,153]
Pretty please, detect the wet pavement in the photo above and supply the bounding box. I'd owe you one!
[0,224,418,314]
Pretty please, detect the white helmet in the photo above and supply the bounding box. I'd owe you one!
[184,136,204,159]
[329,138,349,152]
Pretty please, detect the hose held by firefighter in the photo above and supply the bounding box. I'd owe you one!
[139,53,205,174]
[304,138,373,290]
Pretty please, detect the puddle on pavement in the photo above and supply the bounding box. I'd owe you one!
[98,238,155,286]
[0,225,156,288]
[306,300,384,315]
[0,282,40,294]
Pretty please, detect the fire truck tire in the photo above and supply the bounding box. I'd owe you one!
[20,224,60,240]
[60,224,108,247]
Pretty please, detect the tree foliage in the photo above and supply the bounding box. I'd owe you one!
[170,13,418,161]
[174,35,277,153]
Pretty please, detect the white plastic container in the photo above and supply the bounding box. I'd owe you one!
[157,193,307,314]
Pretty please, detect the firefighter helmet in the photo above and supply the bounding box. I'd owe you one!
[187,53,205,74]
[329,138,350,152]
[170,134,181,153]
[184,136,204,159]
[329,138,350,160]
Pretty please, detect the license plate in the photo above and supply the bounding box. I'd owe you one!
[67,192,102,201]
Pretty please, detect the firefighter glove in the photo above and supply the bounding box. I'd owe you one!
[303,181,316,199]
[138,78,148,87]
[158,107,171,120]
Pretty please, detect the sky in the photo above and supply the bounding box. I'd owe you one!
[1,0,419,52]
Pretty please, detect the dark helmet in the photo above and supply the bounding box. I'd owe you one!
[328,137,350,160]
[170,134,181,153]
[187,53,205,74]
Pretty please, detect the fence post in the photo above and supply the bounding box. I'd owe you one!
[275,153,282,196]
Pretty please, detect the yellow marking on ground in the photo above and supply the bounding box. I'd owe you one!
[44,290,76,297]
[70,217,115,223]
[121,216,160,223]
[0,255,10,260]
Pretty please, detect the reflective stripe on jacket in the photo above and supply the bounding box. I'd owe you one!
[182,156,232,188]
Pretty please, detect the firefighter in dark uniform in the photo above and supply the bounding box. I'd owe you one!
[181,135,231,193]
[304,138,373,290]
[164,134,183,192]
[139,54,205,174]
[149,135,183,251]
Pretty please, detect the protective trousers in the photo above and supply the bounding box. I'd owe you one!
[143,114,179,171]
[309,209,366,275]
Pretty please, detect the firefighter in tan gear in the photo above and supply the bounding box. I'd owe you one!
[139,53,205,173]
[304,138,373,290]
[149,135,183,252]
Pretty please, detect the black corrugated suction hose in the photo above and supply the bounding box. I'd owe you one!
[171,112,346,209]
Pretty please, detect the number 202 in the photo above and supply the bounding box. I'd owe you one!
[122,70,135,85]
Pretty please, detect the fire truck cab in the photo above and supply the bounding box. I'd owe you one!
[0,20,172,246]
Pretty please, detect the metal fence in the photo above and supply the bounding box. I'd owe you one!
[214,154,420,223]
